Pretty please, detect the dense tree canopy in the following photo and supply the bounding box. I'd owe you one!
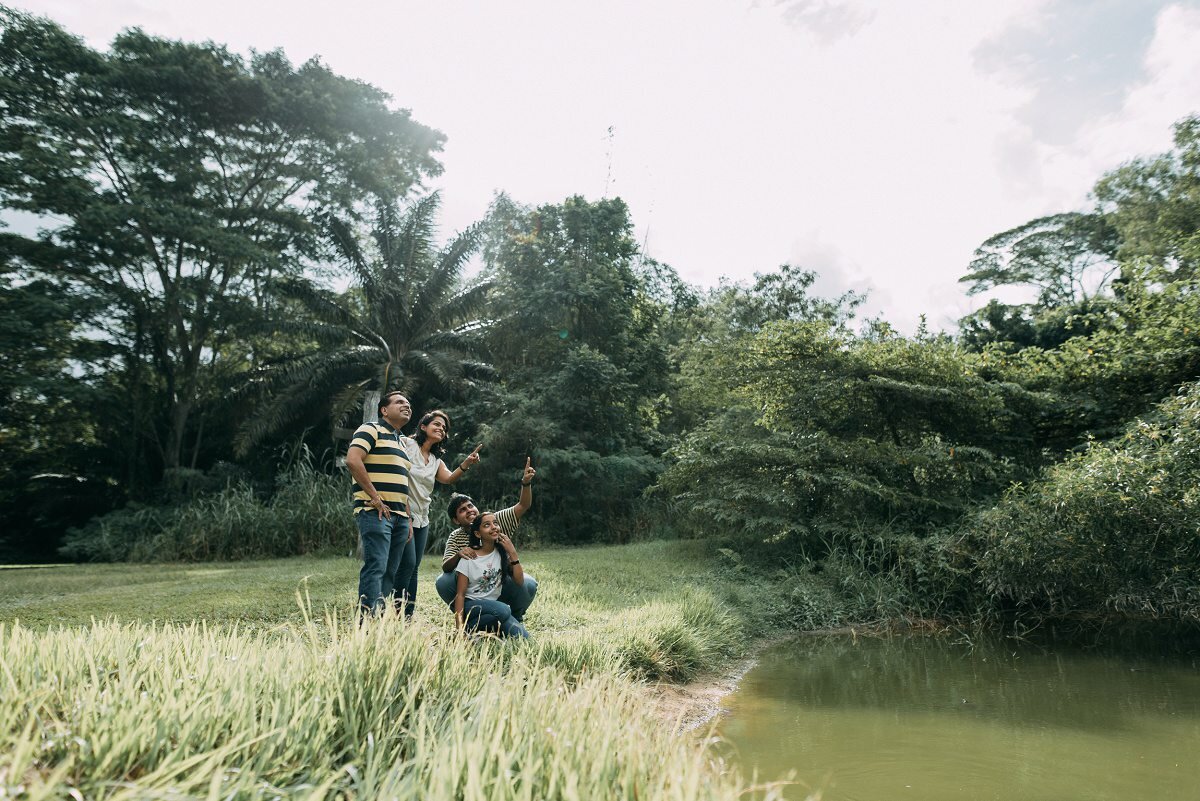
[461,195,673,536]
[0,8,442,553]
[0,7,443,474]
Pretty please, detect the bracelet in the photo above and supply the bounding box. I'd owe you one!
[459,464,469,472]
[521,480,532,486]
[510,559,520,565]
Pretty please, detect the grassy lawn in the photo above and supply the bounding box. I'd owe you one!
[0,540,783,800]
[0,555,358,627]
[0,540,766,637]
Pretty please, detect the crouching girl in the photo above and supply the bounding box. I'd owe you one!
[454,511,530,639]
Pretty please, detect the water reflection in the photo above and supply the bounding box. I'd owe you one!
[719,635,1200,801]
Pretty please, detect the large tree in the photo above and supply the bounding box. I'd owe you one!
[467,194,674,535]
[0,8,443,480]
[235,193,493,452]
[959,212,1120,310]
[1095,115,1200,279]
[0,268,115,559]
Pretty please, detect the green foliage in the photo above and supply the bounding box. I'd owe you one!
[0,273,117,560]
[958,115,1199,362]
[960,212,1120,308]
[986,275,1200,440]
[957,297,1112,352]
[1095,115,1200,278]
[466,195,675,538]
[658,320,1047,563]
[0,7,443,485]
[771,556,918,630]
[237,194,493,452]
[61,460,351,562]
[967,382,1200,623]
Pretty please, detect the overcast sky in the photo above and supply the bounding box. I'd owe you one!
[12,0,1200,330]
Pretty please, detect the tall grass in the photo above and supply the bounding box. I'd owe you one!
[0,541,799,798]
[61,462,350,563]
[0,608,775,800]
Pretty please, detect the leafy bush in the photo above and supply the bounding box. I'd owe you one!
[966,382,1200,623]
[58,503,175,563]
[62,461,353,562]
[656,321,1049,564]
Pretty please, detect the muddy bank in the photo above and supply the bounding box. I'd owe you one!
[647,656,758,732]
[645,634,793,732]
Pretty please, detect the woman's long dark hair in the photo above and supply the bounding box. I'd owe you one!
[469,511,512,579]
[412,410,449,458]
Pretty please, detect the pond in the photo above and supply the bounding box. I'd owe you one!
[717,634,1200,801]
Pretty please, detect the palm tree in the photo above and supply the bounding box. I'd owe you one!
[236,193,493,453]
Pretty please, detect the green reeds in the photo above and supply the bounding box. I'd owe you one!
[0,610,771,800]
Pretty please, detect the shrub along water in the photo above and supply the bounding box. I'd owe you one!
[961,381,1200,624]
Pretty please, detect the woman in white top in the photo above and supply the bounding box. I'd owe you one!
[395,410,481,618]
[454,511,529,638]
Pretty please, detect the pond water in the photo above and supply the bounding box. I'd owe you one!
[717,634,1200,801]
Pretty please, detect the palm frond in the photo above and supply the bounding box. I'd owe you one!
[329,379,374,428]
[243,192,499,447]
[326,217,376,290]
[402,348,468,392]
[235,379,337,456]
[407,222,483,316]
[269,277,360,330]
[424,281,495,331]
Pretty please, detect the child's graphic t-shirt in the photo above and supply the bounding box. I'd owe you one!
[454,549,503,600]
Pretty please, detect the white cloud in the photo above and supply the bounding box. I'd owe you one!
[1085,4,1200,161]
[773,0,877,43]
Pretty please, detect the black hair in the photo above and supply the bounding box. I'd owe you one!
[378,391,409,418]
[447,493,474,522]
[469,511,512,579]
[412,409,449,458]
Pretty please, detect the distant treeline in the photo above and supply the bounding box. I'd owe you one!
[2,8,1198,628]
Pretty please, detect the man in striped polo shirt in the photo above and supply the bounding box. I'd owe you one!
[435,457,538,622]
[346,391,412,617]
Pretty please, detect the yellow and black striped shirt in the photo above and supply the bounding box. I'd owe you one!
[349,422,411,516]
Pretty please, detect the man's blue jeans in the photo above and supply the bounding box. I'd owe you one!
[435,570,538,621]
[461,597,530,639]
[356,512,411,616]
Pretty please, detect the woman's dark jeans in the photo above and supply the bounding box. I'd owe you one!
[394,524,429,619]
